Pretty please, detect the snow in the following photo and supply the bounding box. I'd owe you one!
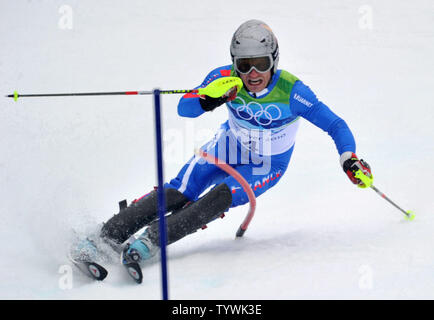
[0,0,433,299]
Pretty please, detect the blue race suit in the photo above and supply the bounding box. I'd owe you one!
[165,65,356,208]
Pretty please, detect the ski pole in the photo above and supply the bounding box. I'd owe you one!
[5,90,192,100]
[5,77,243,101]
[355,170,415,221]
[370,185,415,220]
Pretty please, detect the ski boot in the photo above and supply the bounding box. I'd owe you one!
[121,230,158,284]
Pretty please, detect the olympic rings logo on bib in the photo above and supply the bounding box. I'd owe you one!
[229,97,282,126]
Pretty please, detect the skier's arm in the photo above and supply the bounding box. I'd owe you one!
[177,66,233,118]
[290,80,356,155]
[290,80,373,187]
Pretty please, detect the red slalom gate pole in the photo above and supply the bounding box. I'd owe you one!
[196,149,256,237]
[5,89,199,101]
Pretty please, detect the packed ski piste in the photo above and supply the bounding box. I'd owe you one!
[63,20,413,283]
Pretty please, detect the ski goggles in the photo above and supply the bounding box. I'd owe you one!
[234,54,273,74]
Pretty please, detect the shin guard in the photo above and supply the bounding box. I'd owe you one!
[100,188,189,245]
[146,183,232,246]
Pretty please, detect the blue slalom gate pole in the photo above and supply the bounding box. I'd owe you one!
[153,89,169,300]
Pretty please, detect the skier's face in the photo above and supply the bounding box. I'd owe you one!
[239,69,272,93]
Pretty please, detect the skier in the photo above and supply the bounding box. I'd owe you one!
[72,20,372,271]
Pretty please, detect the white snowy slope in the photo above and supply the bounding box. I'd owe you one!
[0,0,433,299]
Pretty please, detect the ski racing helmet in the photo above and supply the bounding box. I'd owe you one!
[230,20,279,75]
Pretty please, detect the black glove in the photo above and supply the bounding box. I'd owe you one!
[199,95,228,112]
[199,87,237,112]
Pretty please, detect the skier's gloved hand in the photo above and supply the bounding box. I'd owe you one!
[199,86,237,112]
[340,151,373,188]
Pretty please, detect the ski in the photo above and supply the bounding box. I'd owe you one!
[124,262,143,284]
[68,253,108,281]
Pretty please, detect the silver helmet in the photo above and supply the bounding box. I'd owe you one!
[230,20,279,73]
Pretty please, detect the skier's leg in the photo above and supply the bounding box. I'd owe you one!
[123,156,231,261]
[126,147,294,262]
[124,182,233,262]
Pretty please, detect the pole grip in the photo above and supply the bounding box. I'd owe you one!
[354,169,373,188]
